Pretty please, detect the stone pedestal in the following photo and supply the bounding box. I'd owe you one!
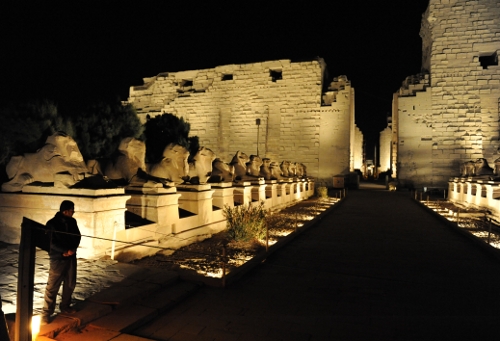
[251,183,267,203]
[177,185,215,233]
[0,186,130,259]
[265,182,278,209]
[306,180,315,197]
[234,182,252,206]
[126,189,181,235]
[282,182,293,205]
[276,183,286,206]
[212,185,235,209]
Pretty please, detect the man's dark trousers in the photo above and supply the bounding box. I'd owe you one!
[43,256,77,315]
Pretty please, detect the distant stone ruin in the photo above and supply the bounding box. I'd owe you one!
[127,58,362,186]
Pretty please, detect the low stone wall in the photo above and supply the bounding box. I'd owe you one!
[448,178,500,220]
[0,187,130,259]
[0,180,315,260]
[114,179,315,260]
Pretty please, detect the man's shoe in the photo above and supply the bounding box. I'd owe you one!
[60,306,77,314]
[41,315,51,325]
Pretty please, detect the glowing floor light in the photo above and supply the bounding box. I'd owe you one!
[32,315,41,340]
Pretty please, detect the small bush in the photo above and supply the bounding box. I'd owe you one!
[316,186,328,198]
[223,202,268,242]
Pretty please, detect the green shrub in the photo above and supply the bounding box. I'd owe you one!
[316,186,328,198]
[223,202,268,242]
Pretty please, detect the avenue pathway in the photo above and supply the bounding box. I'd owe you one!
[130,183,500,341]
[6,182,500,340]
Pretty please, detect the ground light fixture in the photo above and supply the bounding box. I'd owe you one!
[32,315,41,340]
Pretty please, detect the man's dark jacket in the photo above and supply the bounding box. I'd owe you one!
[46,212,81,260]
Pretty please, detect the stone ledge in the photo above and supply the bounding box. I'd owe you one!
[22,185,125,196]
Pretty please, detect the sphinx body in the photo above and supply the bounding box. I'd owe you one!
[103,137,147,184]
[230,151,250,180]
[475,158,494,176]
[246,155,263,177]
[280,161,291,178]
[460,160,476,177]
[288,162,297,177]
[296,163,307,178]
[259,158,273,180]
[208,158,235,183]
[147,143,189,185]
[494,157,500,175]
[2,132,89,192]
[269,161,283,180]
[187,146,216,184]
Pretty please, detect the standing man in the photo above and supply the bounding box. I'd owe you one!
[41,200,81,324]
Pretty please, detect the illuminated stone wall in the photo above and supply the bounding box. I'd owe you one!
[354,126,364,172]
[379,126,392,174]
[394,0,500,188]
[128,59,357,185]
[393,74,433,186]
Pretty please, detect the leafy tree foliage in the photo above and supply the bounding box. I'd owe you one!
[144,113,194,163]
[188,136,200,162]
[73,100,144,160]
[0,100,73,165]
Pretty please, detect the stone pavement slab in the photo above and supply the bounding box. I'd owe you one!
[55,325,121,341]
[89,305,158,333]
[60,301,113,326]
[0,240,189,340]
[110,334,156,341]
[38,315,79,340]
[138,281,200,313]
[86,282,160,307]
[129,186,500,340]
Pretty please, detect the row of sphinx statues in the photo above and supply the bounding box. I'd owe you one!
[1,132,308,192]
[459,158,497,178]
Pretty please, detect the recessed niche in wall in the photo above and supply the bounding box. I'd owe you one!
[180,80,193,87]
[222,74,233,81]
[270,70,282,82]
[177,79,194,93]
[479,52,498,69]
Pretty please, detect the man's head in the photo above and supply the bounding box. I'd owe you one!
[60,200,75,217]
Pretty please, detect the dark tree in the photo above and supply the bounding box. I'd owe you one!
[188,136,200,162]
[72,100,144,160]
[0,100,73,165]
[144,113,193,163]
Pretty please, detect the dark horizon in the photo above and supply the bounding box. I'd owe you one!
[1,1,430,160]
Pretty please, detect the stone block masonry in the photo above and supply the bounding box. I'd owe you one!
[394,0,500,188]
[128,58,359,185]
[423,0,500,186]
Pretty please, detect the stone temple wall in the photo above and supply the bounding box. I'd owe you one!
[354,125,364,172]
[393,0,500,188]
[379,126,392,174]
[394,74,433,187]
[421,0,500,186]
[128,59,357,185]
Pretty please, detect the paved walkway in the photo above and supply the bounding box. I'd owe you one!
[4,183,500,340]
[131,184,500,341]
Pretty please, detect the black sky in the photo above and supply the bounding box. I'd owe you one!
[1,1,430,159]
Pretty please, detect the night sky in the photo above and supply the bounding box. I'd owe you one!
[1,1,430,159]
